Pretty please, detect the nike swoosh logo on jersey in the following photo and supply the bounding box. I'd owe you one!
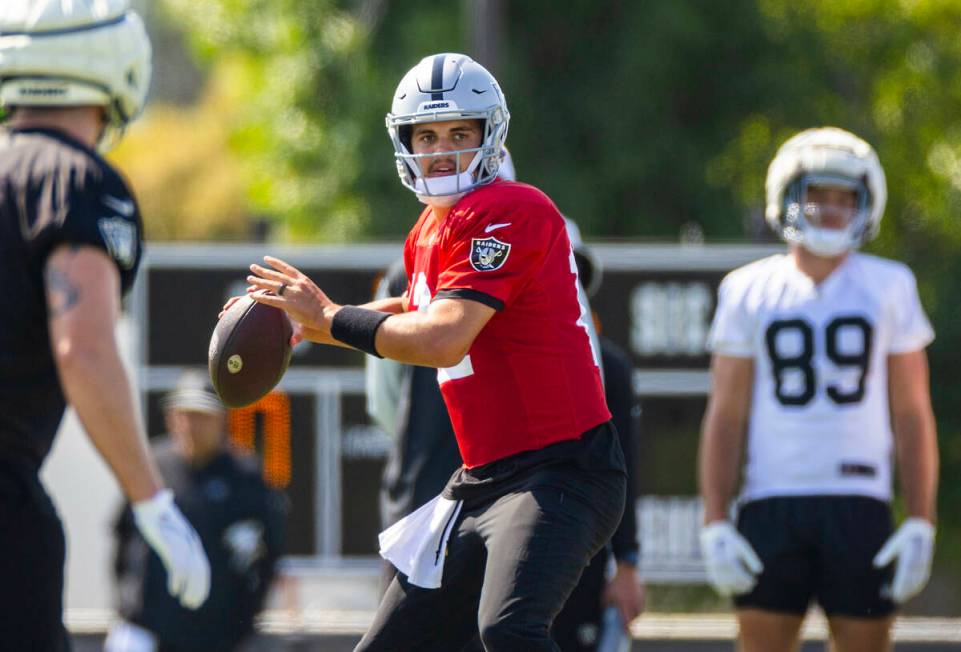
[484,222,511,233]
[103,195,136,217]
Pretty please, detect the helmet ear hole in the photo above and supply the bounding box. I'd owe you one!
[399,124,412,152]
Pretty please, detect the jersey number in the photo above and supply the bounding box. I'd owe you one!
[764,316,873,406]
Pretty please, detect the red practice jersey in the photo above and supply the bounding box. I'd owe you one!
[403,180,610,468]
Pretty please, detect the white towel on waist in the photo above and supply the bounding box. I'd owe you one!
[378,493,463,589]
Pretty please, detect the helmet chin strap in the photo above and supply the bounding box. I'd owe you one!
[414,170,474,207]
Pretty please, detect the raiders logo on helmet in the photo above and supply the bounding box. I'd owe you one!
[469,236,510,271]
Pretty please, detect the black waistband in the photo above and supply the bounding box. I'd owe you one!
[443,420,625,504]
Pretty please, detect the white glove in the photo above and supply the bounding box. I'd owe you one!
[872,517,935,604]
[699,520,764,597]
[133,489,211,609]
[103,620,157,652]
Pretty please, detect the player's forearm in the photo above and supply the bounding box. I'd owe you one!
[893,409,939,522]
[361,296,406,314]
[698,418,745,523]
[375,310,468,367]
[56,341,163,502]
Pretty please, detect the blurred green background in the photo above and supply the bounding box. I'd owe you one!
[120,0,961,612]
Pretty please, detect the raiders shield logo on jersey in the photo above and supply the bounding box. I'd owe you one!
[470,236,511,271]
[98,217,137,270]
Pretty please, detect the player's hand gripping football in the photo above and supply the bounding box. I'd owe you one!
[872,517,935,603]
[133,489,211,609]
[699,520,764,597]
[244,256,341,345]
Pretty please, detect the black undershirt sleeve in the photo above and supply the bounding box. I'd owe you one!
[433,288,504,311]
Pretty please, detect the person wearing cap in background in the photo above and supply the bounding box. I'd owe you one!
[105,372,287,652]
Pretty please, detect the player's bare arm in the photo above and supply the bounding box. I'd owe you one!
[372,297,494,367]
[699,354,754,523]
[888,349,939,522]
[364,294,409,314]
[45,244,163,503]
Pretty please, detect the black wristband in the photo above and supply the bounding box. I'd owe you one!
[330,306,392,358]
[615,549,640,567]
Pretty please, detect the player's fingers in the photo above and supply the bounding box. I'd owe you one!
[706,569,732,597]
[247,275,284,295]
[736,538,764,575]
[166,563,184,599]
[249,290,285,309]
[891,559,911,603]
[873,534,900,568]
[738,542,764,575]
[263,256,301,278]
[183,549,211,609]
[221,295,244,313]
[249,263,289,284]
[732,570,756,595]
[289,318,305,346]
[900,572,921,603]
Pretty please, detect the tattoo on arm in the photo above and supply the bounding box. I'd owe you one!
[45,246,82,318]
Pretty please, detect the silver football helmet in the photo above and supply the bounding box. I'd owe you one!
[0,0,152,152]
[386,53,509,202]
[765,127,887,257]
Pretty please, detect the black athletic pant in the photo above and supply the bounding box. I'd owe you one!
[550,546,608,651]
[356,462,626,652]
[0,461,70,651]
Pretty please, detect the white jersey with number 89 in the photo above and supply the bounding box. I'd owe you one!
[708,253,934,503]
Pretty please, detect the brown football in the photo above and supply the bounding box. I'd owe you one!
[208,296,293,407]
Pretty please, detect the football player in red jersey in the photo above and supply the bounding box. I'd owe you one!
[241,53,627,651]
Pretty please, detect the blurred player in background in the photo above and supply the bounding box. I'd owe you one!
[555,226,645,652]
[106,372,286,652]
[0,1,210,649]
[242,53,626,651]
[698,127,938,652]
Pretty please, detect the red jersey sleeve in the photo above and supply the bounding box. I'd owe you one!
[435,186,562,310]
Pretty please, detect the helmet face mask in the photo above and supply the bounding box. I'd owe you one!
[782,173,871,257]
[765,127,887,258]
[0,1,152,152]
[386,53,509,203]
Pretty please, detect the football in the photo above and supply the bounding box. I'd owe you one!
[208,296,293,407]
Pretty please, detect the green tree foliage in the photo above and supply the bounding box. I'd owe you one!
[162,0,370,241]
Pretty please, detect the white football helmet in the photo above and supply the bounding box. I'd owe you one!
[386,53,509,204]
[765,127,887,257]
[0,0,152,151]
